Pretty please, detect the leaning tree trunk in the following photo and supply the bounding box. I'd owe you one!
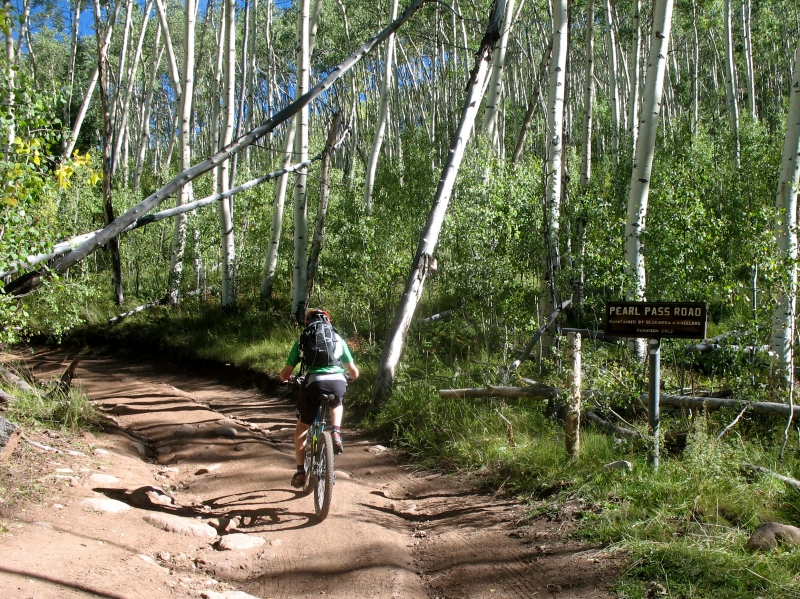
[372,0,506,408]
[542,0,569,317]
[94,0,123,305]
[481,0,516,149]
[291,0,312,321]
[624,0,674,360]
[166,0,197,305]
[218,0,237,310]
[5,0,432,299]
[770,38,800,380]
[363,0,399,213]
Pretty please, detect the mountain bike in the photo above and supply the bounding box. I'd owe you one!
[289,377,336,520]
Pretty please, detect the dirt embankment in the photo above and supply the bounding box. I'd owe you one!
[0,348,622,599]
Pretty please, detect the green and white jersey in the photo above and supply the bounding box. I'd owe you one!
[286,332,354,382]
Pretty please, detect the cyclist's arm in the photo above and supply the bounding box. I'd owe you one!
[344,361,359,380]
[280,341,302,382]
[279,364,295,382]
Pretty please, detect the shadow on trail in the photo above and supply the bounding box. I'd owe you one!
[0,566,128,599]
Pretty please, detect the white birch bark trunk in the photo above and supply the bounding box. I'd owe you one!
[543,0,569,315]
[218,0,236,309]
[166,0,197,305]
[724,0,740,166]
[134,29,163,190]
[111,0,151,180]
[260,120,297,300]
[742,0,756,120]
[605,0,620,158]
[624,0,674,360]
[291,0,311,321]
[481,0,517,148]
[363,0,399,213]
[580,0,595,188]
[154,0,182,98]
[372,0,506,407]
[627,0,641,150]
[770,39,800,378]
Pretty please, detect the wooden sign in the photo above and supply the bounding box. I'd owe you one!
[605,302,707,339]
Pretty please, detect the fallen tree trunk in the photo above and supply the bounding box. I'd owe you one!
[0,139,347,280]
[584,410,642,439]
[742,464,800,494]
[645,394,800,420]
[4,0,430,298]
[439,383,566,401]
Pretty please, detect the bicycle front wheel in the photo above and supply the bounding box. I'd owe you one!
[314,430,335,520]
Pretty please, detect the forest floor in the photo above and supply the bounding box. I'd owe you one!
[0,348,624,599]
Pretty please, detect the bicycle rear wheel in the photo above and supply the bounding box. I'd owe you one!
[314,430,335,520]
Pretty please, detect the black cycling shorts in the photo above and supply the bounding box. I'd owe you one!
[296,378,347,425]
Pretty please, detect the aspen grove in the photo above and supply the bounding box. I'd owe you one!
[2,0,800,399]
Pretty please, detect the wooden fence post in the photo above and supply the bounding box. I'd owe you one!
[565,332,582,456]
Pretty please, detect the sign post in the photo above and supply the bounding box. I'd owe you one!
[605,301,707,470]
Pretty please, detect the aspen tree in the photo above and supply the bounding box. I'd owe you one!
[6,0,433,299]
[93,0,123,305]
[482,0,516,149]
[63,1,121,157]
[724,0,740,166]
[363,0,399,213]
[261,0,322,301]
[291,0,312,321]
[133,29,163,190]
[543,0,569,316]
[605,0,620,159]
[111,0,152,180]
[628,0,641,149]
[63,0,81,140]
[742,0,756,120]
[624,0,674,360]
[2,0,13,157]
[770,39,800,379]
[580,0,595,188]
[166,0,197,305]
[373,0,507,407]
[219,0,236,309]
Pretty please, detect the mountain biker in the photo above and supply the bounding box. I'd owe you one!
[279,309,359,488]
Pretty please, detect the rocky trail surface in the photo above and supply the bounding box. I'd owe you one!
[0,349,622,599]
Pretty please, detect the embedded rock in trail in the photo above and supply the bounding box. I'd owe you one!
[81,497,131,513]
[201,590,261,599]
[746,522,800,550]
[143,512,218,539]
[216,533,266,551]
[89,473,121,484]
[129,485,176,508]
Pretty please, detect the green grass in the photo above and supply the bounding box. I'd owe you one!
[371,374,800,599]
[4,384,102,432]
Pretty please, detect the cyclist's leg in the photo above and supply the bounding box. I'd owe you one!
[311,378,347,453]
[292,386,321,486]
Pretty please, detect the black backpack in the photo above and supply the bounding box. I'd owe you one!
[299,320,342,369]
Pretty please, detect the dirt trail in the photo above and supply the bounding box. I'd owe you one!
[0,349,621,599]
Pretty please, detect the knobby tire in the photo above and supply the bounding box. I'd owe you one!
[314,430,335,520]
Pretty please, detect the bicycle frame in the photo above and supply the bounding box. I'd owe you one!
[301,393,336,520]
